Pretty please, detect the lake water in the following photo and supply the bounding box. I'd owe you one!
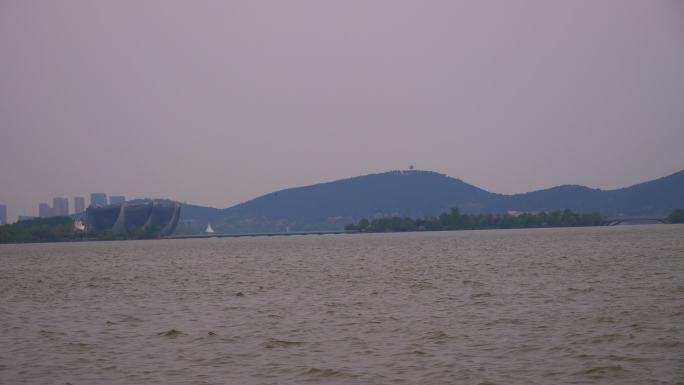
[1,225,683,385]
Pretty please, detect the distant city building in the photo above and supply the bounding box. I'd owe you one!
[39,203,53,218]
[0,204,6,225]
[90,193,108,207]
[53,197,69,216]
[109,195,126,205]
[74,197,85,214]
[18,216,36,222]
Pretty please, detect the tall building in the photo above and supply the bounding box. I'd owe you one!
[53,197,69,216]
[0,204,6,225]
[90,193,108,207]
[74,197,85,214]
[39,203,53,218]
[109,195,126,205]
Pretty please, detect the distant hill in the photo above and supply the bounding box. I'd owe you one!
[498,170,684,215]
[139,169,684,233]
[214,170,500,232]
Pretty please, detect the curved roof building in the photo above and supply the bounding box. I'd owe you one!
[86,201,180,237]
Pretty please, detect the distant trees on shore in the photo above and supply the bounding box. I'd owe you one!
[346,208,684,233]
[0,217,160,244]
[345,208,606,233]
[668,209,684,223]
[0,217,83,243]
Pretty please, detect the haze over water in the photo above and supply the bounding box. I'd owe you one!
[1,225,682,384]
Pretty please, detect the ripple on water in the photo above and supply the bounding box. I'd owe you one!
[158,329,184,337]
[582,365,626,379]
[302,367,359,381]
[263,338,306,348]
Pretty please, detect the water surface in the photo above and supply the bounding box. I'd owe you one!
[1,225,683,384]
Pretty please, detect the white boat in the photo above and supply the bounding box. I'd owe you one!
[204,223,215,234]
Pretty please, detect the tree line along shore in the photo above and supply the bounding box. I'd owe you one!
[1,209,683,244]
[344,208,684,233]
[0,217,160,244]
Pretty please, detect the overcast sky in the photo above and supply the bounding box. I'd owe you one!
[1,1,683,221]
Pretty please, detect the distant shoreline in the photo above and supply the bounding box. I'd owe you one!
[4,222,682,246]
[2,208,682,245]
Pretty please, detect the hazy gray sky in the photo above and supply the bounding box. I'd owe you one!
[1,0,683,221]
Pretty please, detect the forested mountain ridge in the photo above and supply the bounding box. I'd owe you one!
[166,169,683,233]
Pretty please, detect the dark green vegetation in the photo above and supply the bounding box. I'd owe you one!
[667,209,684,223]
[0,217,160,244]
[344,208,605,232]
[0,217,83,243]
[167,169,684,233]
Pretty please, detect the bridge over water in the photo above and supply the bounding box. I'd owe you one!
[604,215,668,226]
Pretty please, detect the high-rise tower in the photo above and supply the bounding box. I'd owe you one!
[39,203,53,218]
[90,193,108,207]
[74,197,85,213]
[53,197,69,216]
[109,195,126,205]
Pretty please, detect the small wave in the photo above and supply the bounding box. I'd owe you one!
[583,365,625,378]
[485,318,522,326]
[510,344,539,353]
[66,342,92,352]
[606,354,651,363]
[263,338,305,348]
[38,329,63,335]
[423,330,451,342]
[595,316,615,323]
[410,280,437,289]
[567,287,593,293]
[628,339,684,348]
[158,329,183,337]
[118,315,144,323]
[590,333,623,344]
[303,367,357,379]
[306,367,340,376]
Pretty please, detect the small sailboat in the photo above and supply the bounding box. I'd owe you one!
[204,223,215,234]
[74,220,86,231]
